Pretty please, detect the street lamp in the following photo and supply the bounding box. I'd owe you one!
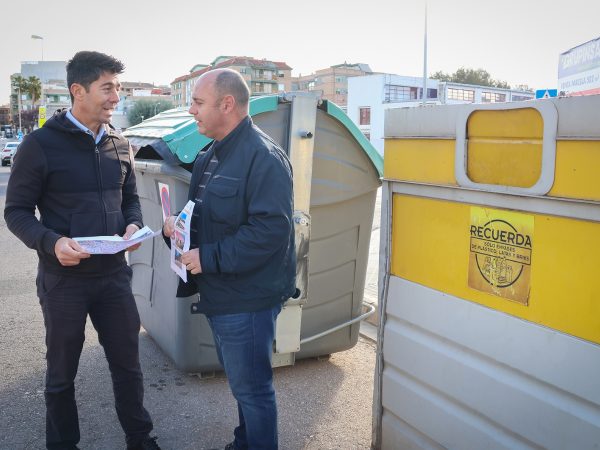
[31,35,44,106]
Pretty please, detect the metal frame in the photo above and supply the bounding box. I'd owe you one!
[455,101,559,196]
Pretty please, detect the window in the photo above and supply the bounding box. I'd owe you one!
[385,85,418,102]
[239,68,247,74]
[512,94,532,102]
[427,88,438,99]
[335,88,348,94]
[482,92,507,103]
[447,88,475,102]
[359,107,371,125]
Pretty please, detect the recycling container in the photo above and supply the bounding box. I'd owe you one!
[372,95,600,449]
[124,93,382,372]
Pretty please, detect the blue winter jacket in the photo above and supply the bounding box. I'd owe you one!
[177,116,297,315]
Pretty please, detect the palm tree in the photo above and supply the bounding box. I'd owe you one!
[25,76,42,107]
[11,75,27,130]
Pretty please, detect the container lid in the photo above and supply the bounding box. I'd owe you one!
[124,95,383,177]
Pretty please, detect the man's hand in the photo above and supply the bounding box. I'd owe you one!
[54,237,91,266]
[123,224,141,252]
[181,248,202,274]
[163,215,176,238]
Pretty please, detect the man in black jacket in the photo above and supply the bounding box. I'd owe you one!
[163,69,296,450]
[4,51,159,450]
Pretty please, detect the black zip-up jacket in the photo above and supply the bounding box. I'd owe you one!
[4,111,143,276]
[174,116,297,315]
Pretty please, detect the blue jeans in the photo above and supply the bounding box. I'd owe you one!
[206,303,282,450]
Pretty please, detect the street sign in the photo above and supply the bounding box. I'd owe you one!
[535,89,558,99]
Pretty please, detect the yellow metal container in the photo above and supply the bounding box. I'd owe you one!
[373,95,600,449]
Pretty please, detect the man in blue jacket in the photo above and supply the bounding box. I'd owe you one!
[163,68,296,450]
[4,51,159,450]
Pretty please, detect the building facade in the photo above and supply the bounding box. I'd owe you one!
[348,73,535,155]
[170,57,293,108]
[291,63,372,107]
[0,105,11,126]
[20,61,67,85]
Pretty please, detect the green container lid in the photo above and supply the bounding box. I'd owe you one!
[124,95,382,177]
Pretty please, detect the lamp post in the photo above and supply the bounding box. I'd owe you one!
[31,35,44,106]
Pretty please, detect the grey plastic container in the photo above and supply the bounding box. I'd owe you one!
[126,94,382,372]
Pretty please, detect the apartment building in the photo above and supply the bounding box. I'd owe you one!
[170,57,293,108]
[291,63,372,107]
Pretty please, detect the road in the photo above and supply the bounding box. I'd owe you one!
[0,166,377,450]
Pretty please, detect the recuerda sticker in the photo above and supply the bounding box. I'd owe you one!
[468,206,534,304]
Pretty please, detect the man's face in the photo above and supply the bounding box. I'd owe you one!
[75,71,120,131]
[188,75,225,140]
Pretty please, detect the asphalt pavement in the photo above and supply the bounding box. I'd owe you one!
[0,166,379,450]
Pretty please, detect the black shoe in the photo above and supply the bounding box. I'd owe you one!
[128,436,162,450]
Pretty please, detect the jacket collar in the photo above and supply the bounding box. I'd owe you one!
[212,116,251,159]
[45,110,123,141]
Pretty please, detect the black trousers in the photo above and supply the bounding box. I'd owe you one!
[37,265,153,450]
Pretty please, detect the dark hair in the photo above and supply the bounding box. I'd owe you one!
[214,69,250,108]
[66,51,125,102]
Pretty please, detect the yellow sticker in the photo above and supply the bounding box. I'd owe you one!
[468,207,533,304]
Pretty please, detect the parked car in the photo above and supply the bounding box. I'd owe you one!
[2,142,19,166]
[10,144,20,168]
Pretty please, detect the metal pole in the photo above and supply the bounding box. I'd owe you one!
[18,87,22,131]
[31,35,44,106]
[422,1,428,105]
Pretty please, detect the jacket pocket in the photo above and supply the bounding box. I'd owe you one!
[36,271,65,298]
[205,178,240,225]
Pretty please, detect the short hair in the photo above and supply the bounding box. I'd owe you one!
[66,51,125,102]
[213,70,250,108]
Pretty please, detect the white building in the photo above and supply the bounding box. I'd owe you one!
[347,74,535,156]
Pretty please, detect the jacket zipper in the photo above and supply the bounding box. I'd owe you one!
[95,145,108,234]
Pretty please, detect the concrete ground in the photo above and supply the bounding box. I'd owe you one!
[0,167,379,450]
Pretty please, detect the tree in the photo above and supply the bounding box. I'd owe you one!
[127,99,173,126]
[11,75,28,130]
[11,74,27,94]
[25,76,42,107]
[431,67,511,89]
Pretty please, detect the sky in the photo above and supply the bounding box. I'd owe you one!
[1,0,599,105]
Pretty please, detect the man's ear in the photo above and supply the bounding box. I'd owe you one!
[70,83,86,103]
[221,94,235,113]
